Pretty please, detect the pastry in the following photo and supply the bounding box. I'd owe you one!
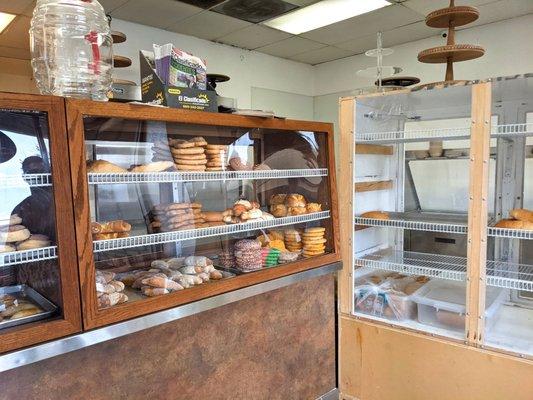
[494,219,533,230]
[11,307,42,319]
[234,239,262,272]
[16,234,51,250]
[0,244,16,253]
[0,225,31,243]
[361,211,390,220]
[86,160,127,173]
[129,161,174,173]
[269,194,287,206]
[286,194,306,208]
[229,157,253,171]
[288,206,307,216]
[270,204,288,218]
[0,214,22,227]
[189,136,208,147]
[306,203,322,213]
[509,209,533,223]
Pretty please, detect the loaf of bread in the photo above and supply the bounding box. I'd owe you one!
[361,211,390,220]
[495,218,533,230]
[0,225,31,243]
[509,209,533,223]
[129,161,174,173]
[91,220,132,234]
[86,160,126,173]
[285,194,306,208]
[202,211,223,222]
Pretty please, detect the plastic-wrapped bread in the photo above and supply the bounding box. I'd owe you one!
[210,270,223,280]
[141,276,183,291]
[167,257,185,270]
[98,292,128,308]
[509,209,533,223]
[141,286,169,297]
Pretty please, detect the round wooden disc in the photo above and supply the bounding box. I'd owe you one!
[113,55,132,68]
[425,6,479,28]
[375,76,421,87]
[111,30,126,44]
[418,44,485,64]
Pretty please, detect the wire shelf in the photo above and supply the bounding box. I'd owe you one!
[492,123,533,138]
[354,217,467,234]
[355,127,471,143]
[0,174,53,188]
[1,246,58,267]
[487,260,533,291]
[354,250,467,282]
[93,211,331,252]
[87,169,328,185]
[487,226,533,240]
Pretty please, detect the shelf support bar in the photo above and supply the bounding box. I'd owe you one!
[466,81,492,345]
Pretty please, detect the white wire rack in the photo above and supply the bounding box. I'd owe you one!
[355,126,471,143]
[87,169,328,185]
[491,123,533,138]
[487,226,533,240]
[354,217,467,234]
[1,246,58,267]
[93,211,331,252]
[0,174,53,188]
[487,260,533,292]
[354,249,467,281]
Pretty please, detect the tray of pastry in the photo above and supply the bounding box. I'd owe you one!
[0,285,57,330]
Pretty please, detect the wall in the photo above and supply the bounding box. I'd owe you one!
[0,275,336,400]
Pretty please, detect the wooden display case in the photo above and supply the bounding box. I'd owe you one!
[338,76,533,399]
[0,93,81,353]
[65,99,340,329]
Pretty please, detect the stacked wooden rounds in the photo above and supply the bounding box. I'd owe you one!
[283,229,303,252]
[205,144,228,171]
[150,202,208,232]
[301,227,327,258]
[169,137,208,171]
[234,239,262,272]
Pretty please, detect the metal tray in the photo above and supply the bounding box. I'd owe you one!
[0,285,58,330]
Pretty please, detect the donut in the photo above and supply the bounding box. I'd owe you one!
[0,225,31,243]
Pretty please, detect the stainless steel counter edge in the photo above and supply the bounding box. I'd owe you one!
[0,262,341,372]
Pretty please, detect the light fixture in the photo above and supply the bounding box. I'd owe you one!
[0,12,15,34]
[264,0,391,35]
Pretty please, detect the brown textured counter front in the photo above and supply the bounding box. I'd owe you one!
[0,274,335,400]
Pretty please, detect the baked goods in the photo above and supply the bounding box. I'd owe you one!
[234,239,262,272]
[228,156,253,171]
[91,220,131,241]
[270,204,288,218]
[167,137,208,171]
[268,193,321,218]
[306,203,322,213]
[261,247,280,267]
[0,244,16,253]
[86,160,127,173]
[361,211,390,220]
[203,211,224,222]
[269,194,287,206]
[0,294,44,321]
[95,269,129,309]
[301,227,327,258]
[222,199,264,224]
[149,202,206,232]
[286,194,306,208]
[129,161,174,173]
[284,229,303,252]
[509,208,533,223]
[278,251,299,264]
[218,250,235,268]
[0,214,22,227]
[205,144,228,171]
[0,225,31,243]
[16,234,51,250]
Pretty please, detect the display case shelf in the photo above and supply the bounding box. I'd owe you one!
[487,226,533,240]
[87,169,329,185]
[0,246,57,267]
[354,249,467,281]
[492,122,533,138]
[0,173,52,188]
[93,211,331,252]
[354,217,467,234]
[487,260,533,291]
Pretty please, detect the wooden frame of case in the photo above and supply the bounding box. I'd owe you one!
[338,81,533,399]
[65,99,340,329]
[0,93,81,353]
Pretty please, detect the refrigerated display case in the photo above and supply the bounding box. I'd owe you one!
[0,94,81,353]
[66,100,340,329]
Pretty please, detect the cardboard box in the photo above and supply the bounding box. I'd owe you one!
[139,51,217,112]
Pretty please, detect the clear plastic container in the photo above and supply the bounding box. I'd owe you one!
[29,0,113,101]
[411,279,507,332]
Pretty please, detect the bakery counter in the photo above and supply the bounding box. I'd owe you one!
[0,262,339,400]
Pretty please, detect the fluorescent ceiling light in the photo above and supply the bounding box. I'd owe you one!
[264,0,391,34]
[0,12,15,34]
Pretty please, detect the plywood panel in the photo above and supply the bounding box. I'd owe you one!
[354,180,393,192]
[339,316,533,400]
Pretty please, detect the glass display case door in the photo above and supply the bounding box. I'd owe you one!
[0,94,81,352]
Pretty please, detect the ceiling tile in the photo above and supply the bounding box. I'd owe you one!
[289,46,353,65]
[212,0,298,23]
[464,0,533,28]
[111,0,203,29]
[217,25,291,50]
[0,46,31,60]
[284,0,321,5]
[403,0,492,16]
[168,11,251,40]
[177,0,226,9]
[0,0,34,15]
[384,21,436,47]
[0,16,30,50]
[335,35,380,54]
[257,36,326,58]
[301,4,424,45]
[99,0,130,13]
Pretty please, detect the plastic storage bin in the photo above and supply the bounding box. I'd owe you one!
[411,279,506,332]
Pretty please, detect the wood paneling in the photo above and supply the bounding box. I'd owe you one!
[339,316,533,400]
[354,180,393,192]
[355,144,393,156]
